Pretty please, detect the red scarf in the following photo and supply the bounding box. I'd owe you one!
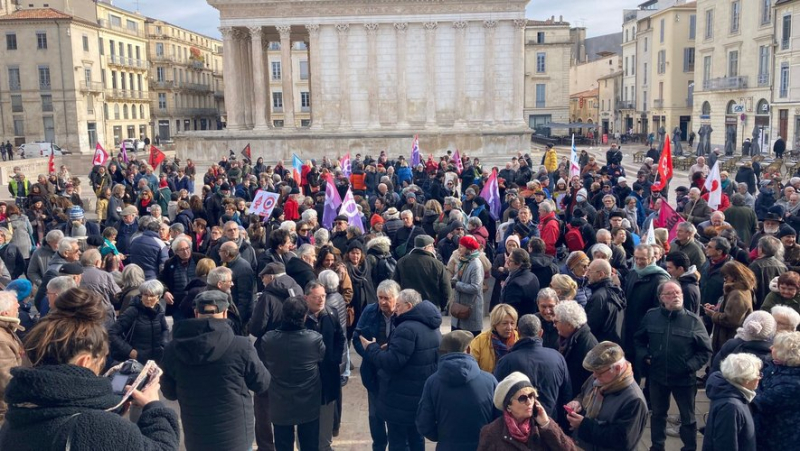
[503,411,531,443]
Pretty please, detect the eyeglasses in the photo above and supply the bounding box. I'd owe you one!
[660,291,682,298]
[516,393,536,404]
[593,366,613,377]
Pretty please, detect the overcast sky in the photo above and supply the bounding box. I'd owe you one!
[114,0,625,40]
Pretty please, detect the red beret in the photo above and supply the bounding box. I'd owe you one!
[459,235,480,251]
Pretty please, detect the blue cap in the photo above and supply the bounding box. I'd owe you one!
[6,279,32,301]
[68,206,84,220]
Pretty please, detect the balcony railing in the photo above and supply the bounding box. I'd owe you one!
[79,81,104,93]
[150,80,176,90]
[39,82,51,91]
[107,55,149,70]
[178,82,212,93]
[653,99,664,108]
[616,101,635,110]
[758,73,770,87]
[106,89,147,100]
[98,19,142,37]
[703,76,748,91]
[152,106,219,117]
[214,90,224,99]
[189,60,205,70]
[151,54,174,64]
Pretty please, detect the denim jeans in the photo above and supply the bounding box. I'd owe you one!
[368,391,387,451]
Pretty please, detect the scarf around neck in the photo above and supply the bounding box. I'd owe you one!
[457,250,480,278]
[491,330,514,361]
[581,361,634,419]
[503,410,531,443]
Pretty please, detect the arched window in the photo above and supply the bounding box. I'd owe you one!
[756,99,769,115]
[702,101,711,115]
[123,105,129,120]
[726,100,737,114]
[140,105,145,119]
[132,104,137,119]
[114,104,120,120]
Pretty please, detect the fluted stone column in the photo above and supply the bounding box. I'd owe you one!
[483,20,497,125]
[394,23,408,128]
[276,25,296,129]
[336,23,350,128]
[365,23,380,128]
[240,30,254,128]
[248,26,269,130]
[424,21,438,128]
[219,27,244,130]
[512,19,528,126]
[453,20,468,128]
[305,24,323,130]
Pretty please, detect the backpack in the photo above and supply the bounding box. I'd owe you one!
[564,224,586,252]
[375,253,397,283]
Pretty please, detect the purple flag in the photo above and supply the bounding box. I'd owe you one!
[120,141,129,164]
[322,175,342,229]
[410,135,420,167]
[340,188,364,233]
[340,152,352,177]
[479,169,501,220]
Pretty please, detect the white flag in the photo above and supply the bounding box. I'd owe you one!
[570,134,581,179]
[248,191,280,217]
[704,161,722,210]
[340,188,365,233]
[643,219,656,245]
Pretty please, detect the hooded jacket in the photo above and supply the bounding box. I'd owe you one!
[753,362,800,451]
[530,253,559,290]
[677,268,702,314]
[161,318,271,451]
[416,353,498,451]
[0,364,179,451]
[364,300,442,425]
[622,264,670,360]
[703,371,756,451]
[248,274,302,348]
[585,278,626,344]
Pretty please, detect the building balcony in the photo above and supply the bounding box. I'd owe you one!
[702,76,748,91]
[152,106,219,117]
[79,81,104,93]
[148,30,168,39]
[214,90,224,99]
[106,89,148,101]
[150,80,176,90]
[758,73,771,87]
[616,101,635,110]
[151,54,175,64]
[177,82,212,93]
[189,60,205,70]
[107,55,149,70]
[653,99,664,109]
[98,19,142,38]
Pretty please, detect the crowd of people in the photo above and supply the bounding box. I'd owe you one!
[0,143,798,451]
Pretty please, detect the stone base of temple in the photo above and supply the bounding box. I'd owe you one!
[174,127,531,165]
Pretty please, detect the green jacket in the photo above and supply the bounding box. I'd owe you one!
[8,178,29,197]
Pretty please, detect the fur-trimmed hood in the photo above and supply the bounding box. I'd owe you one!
[366,236,392,254]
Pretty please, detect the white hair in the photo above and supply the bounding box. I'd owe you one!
[47,276,78,296]
[279,220,297,232]
[772,331,800,366]
[318,269,340,293]
[772,305,800,330]
[171,236,193,253]
[57,237,78,254]
[553,300,587,328]
[46,229,64,245]
[590,243,613,259]
[301,209,317,221]
[721,353,762,386]
[537,287,559,302]
[139,279,165,297]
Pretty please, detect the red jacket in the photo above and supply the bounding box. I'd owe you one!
[701,192,730,211]
[538,211,561,257]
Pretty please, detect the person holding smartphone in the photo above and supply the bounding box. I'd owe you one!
[477,372,576,450]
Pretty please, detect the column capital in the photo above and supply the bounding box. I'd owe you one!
[393,22,408,33]
[453,20,468,30]
[364,22,379,34]
[219,26,235,40]
[483,19,498,29]
[513,18,528,29]
[423,21,438,31]
[246,26,263,39]
[276,25,291,40]
[305,24,320,36]
[336,23,350,34]
[232,28,249,41]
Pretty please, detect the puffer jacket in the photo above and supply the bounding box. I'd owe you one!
[703,371,756,451]
[248,274,302,345]
[417,353,498,451]
[364,300,442,425]
[634,306,712,386]
[127,231,168,280]
[108,298,169,364]
[753,362,800,451]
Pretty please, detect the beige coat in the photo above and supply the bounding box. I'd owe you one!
[0,316,24,423]
[710,284,754,352]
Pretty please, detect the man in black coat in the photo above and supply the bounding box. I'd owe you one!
[606,143,623,166]
[304,282,346,451]
[499,248,540,317]
[220,241,255,325]
[392,235,452,312]
[208,221,257,270]
[161,290,271,451]
[665,251,702,314]
[528,238,559,290]
[585,259,626,344]
[286,244,318,292]
[359,290,442,451]
[700,237,733,332]
[494,315,571,420]
[160,236,205,318]
[635,280,712,451]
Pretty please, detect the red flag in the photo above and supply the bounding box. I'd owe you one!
[655,200,686,242]
[48,152,55,174]
[92,143,109,166]
[651,136,673,192]
[148,145,165,169]
[241,143,251,161]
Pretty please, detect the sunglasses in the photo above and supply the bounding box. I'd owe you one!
[516,393,536,404]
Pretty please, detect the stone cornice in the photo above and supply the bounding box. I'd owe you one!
[213,0,527,19]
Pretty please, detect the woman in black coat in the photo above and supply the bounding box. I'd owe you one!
[108,280,169,364]
[499,248,541,317]
[0,288,179,451]
[0,229,25,279]
[345,241,378,339]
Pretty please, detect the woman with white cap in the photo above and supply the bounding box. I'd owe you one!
[477,372,575,451]
[711,310,776,372]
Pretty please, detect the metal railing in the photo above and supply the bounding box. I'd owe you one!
[616,101,635,110]
[79,81,104,93]
[152,106,219,117]
[150,80,176,90]
[106,89,148,100]
[189,60,205,70]
[702,76,748,91]
[214,90,224,98]
[177,82,211,93]
[98,19,142,37]
[758,73,770,86]
[107,55,149,70]
[653,99,664,108]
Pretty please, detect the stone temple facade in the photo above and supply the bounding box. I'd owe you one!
[176,0,531,164]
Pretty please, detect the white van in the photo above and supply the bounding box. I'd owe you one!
[17,142,71,158]
[122,139,146,153]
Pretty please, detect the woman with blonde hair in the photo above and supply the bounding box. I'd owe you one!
[178,257,217,320]
[470,304,520,373]
[550,274,577,302]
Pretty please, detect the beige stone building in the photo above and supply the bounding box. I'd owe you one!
[570,54,621,96]
[95,1,151,147]
[146,18,224,141]
[570,87,599,134]
[621,9,640,134]
[523,18,572,132]
[0,8,105,152]
[772,0,800,152]
[692,0,774,150]
[638,2,696,142]
[265,41,312,128]
[598,71,623,136]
